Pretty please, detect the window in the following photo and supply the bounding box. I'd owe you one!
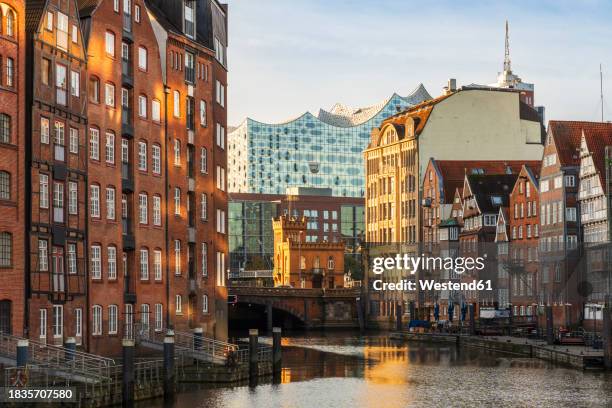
[105,132,115,163]
[138,95,147,118]
[6,11,15,37]
[39,174,49,209]
[71,70,80,97]
[138,141,147,170]
[540,179,549,193]
[216,123,225,149]
[554,176,562,189]
[0,232,11,267]
[202,294,209,313]
[54,121,65,161]
[138,46,147,70]
[0,171,9,200]
[108,305,118,334]
[68,182,77,215]
[154,250,162,281]
[90,245,101,279]
[92,305,102,336]
[90,128,100,160]
[185,52,195,83]
[152,195,161,226]
[75,308,82,338]
[90,184,100,217]
[174,139,181,165]
[184,1,195,38]
[40,117,50,144]
[200,193,207,220]
[565,175,575,187]
[42,58,51,86]
[155,304,163,331]
[173,90,180,117]
[152,99,161,122]
[72,24,78,43]
[174,240,181,275]
[141,304,150,332]
[53,182,64,223]
[214,37,225,65]
[139,193,147,224]
[105,83,115,107]
[52,305,63,337]
[106,187,116,219]
[174,188,181,215]
[216,166,225,191]
[216,251,225,287]
[200,100,207,126]
[113,0,119,12]
[152,144,161,174]
[201,242,207,276]
[67,243,76,275]
[105,31,115,56]
[215,80,225,107]
[107,246,117,279]
[89,77,100,103]
[135,5,141,22]
[200,148,207,173]
[56,64,67,105]
[46,11,53,31]
[38,239,48,271]
[39,309,47,339]
[175,295,182,314]
[140,248,149,279]
[69,128,79,154]
[216,209,225,234]
[6,58,13,87]
[186,96,195,130]
[566,207,577,222]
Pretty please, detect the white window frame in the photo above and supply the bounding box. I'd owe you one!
[105,31,115,56]
[155,303,163,332]
[90,184,100,218]
[90,245,101,279]
[175,295,182,314]
[69,127,79,154]
[106,187,116,220]
[92,305,102,336]
[154,249,162,281]
[174,240,181,275]
[107,246,117,279]
[52,304,63,338]
[108,305,118,334]
[39,174,49,209]
[138,46,148,71]
[152,195,161,226]
[140,248,149,280]
[139,193,148,224]
[90,128,100,160]
[152,144,161,174]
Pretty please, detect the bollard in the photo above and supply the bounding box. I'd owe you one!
[469,304,476,336]
[16,339,28,367]
[396,302,403,331]
[272,327,282,373]
[64,337,76,362]
[193,327,203,350]
[248,329,259,382]
[122,338,135,408]
[546,305,554,345]
[163,331,175,402]
[266,303,273,333]
[603,305,612,369]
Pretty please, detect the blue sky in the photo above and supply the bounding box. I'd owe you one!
[226,0,612,126]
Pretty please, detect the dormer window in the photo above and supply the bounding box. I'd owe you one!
[184,1,195,38]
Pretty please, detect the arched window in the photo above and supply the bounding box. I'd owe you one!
[0,171,9,200]
[0,113,10,143]
[327,256,335,270]
[6,10,14,37]
[0,232,11,267]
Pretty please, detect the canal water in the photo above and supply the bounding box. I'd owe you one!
[151,331,612,408]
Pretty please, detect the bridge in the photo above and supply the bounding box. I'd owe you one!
[227,286,364,331]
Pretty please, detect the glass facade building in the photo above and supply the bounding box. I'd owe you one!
[228,85,432,197]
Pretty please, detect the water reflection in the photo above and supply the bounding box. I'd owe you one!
[151,331,612,408]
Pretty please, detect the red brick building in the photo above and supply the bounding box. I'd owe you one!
[26,0,88,346]
[0,1,25,336]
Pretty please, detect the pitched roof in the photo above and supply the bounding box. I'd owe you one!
[25,0,48,34]
[466,174,517,213]
[547,121,612,166]
[77,0,100,17]
[581,126,612,185]
[431,159,541,203]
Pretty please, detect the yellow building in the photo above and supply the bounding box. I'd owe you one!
[364,86,544,244]
[273,216,345,288]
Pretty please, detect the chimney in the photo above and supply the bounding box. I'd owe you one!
[444,78,457,95]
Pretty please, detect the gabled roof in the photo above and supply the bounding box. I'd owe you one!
[581,126,612,185]
[495,207,509,243]
[547,121,612,166]
[465,174,517,214]
[77,0,100,17]
[25,0,48,34]
[429,159,540,203]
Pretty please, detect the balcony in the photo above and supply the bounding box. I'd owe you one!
[122,13,133,42]
[121,162,134,193]
[122,218,135,250]
[122,106,134,139]
[121,58,133,88]
[124,272,136,304]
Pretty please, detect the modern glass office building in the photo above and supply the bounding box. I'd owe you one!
[228,85,432,197]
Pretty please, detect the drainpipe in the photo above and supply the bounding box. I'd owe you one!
[164,85,171,328]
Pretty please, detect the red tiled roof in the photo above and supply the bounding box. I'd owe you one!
[582,127,612,185]
[431,159,541,203]
[547,121,612,166]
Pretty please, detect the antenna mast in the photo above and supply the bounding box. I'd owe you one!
[601,64,604,122]
[504,20,511,72]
